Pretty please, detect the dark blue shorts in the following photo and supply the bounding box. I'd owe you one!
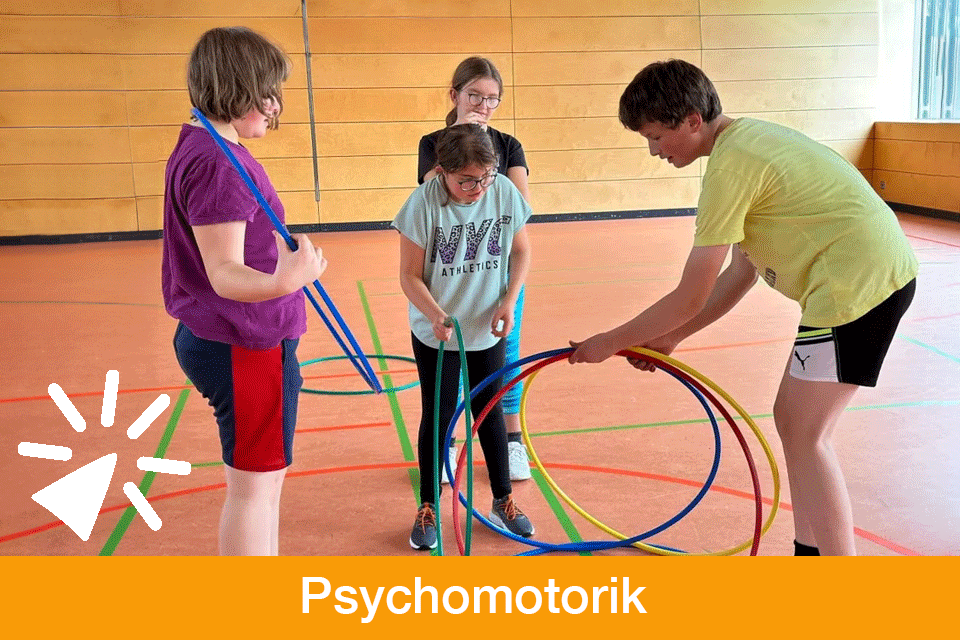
[173,323,303,471]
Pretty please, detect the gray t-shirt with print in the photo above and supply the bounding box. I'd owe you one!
[391,175,531,350]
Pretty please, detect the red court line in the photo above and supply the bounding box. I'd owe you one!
[0,368,418,404]
[909,311,960,322]
[906,234,960,249]
[296,421,391,434]
[676,337,790,353]
[0,461,918,555]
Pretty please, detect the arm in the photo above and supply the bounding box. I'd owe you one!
[630,245,758,371]
[505,166,530,203]
[568,243,732,363]
[193,222,326,303]
[398,232,452,342]
[491,226,531,337]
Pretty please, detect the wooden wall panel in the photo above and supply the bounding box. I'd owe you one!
[515,118,640,152]
[512,1,699,17]
[702,0,875,13]
[0,128,132,165]
[0,199,138,235]
[513,51,698,86]
[308,19,512,53]
[318,155,416,190]
[0,164,135,200]
[312,54,513,88]
[513,17,701,52]
[319,189,412,224]
[305,0,511,18]
[1,91,129,127]
[0,54,125,90]
[873,170,960,214]
[717,78,876,113]
[527,148,699,183]
[870,122,960,215]
[534,177,701,215]
[702,14,878,48]
[704,46,878,81]
[1,2,891,236]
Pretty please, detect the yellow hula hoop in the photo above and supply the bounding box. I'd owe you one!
[519,346,781,556]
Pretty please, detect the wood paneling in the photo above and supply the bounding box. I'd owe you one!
[305,0,511,17]
[1,3,890,236]
[0,164,135,200]
[702,14,877,48]
[513,51,698,86]
[513,17,701,52]
[0,128,132,164]
[703,46,878,81]
[0,198,138,235]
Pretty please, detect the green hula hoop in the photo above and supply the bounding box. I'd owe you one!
[300,354,420,395]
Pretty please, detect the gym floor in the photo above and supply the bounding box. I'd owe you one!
[1,213,957,556]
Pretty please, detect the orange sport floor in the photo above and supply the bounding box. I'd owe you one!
[1,213,957,556]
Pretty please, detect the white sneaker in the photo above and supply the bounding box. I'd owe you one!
[508,441,532,481]
[440,446,457,484]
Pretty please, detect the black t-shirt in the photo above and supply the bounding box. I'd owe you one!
[417,126,529,183]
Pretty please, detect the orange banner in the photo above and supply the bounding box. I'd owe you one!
[0,556,955,636]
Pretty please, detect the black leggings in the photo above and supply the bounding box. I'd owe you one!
[412,334,510,505]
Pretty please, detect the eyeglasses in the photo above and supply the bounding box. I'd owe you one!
[456,171,498,192]
[463,92,501,109]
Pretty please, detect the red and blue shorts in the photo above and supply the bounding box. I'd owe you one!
[173,322,303,471]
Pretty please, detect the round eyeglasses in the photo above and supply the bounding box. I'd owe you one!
[457,171,498,192]
[464,92,501,109]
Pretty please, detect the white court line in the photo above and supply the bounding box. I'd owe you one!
[18,442,72,461]
[47,383,85,432]
[137,457,191,476]
[122,482,162,531]
[101,369,119,427]
[126,394,170,440]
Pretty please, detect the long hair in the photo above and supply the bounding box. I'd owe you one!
[188,27,291,129]
[619,59,722,131]
[445,57,504,127]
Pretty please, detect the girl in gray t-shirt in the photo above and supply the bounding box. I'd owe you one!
[392,124,534,551]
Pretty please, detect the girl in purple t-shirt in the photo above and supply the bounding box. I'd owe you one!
[162,27,326,555]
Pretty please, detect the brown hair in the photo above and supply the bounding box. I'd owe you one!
[619,59,722,131]
[445,57,504,126]
[188,27,291,129]
[434,124,498,205]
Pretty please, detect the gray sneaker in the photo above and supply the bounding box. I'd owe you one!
[508,441,532,481]
[409,502,437,550]
[488,494,535,537]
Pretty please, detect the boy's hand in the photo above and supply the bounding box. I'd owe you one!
[568,332,619,364]
[627,336,680,372]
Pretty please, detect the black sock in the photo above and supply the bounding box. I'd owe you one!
[507,431,522,444]
[794,540,820,556]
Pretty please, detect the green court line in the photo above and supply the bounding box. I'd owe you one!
[898,335,960,365]
[356,279,583,556]
[531,468,590,556]
[529,399,959,439]
[356,281,416,471]
[99,384,191,556]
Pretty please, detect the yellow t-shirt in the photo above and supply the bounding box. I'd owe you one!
[695,118,918,327]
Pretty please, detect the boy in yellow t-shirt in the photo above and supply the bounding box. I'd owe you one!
[569,59,917,556]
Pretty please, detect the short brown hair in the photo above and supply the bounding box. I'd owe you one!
[188,27,291,129]
[619,59,722,131]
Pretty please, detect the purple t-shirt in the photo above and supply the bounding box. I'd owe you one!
[161,124,306,350]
